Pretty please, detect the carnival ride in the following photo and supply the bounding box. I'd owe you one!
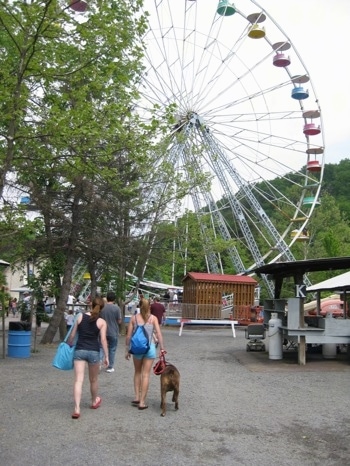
[136,0,324,296]
[67,1,325,300]
[304,295,343,318]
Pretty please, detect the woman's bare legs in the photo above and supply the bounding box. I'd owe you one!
[88,362,100,406]
[73,360,86,414]
[133,357,143,401]
[139,358,154,407]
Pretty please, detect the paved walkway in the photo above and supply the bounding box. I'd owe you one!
[0,317,349,466]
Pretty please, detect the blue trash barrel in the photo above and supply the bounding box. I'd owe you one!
[8,321,32,358]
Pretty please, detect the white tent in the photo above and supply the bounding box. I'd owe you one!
[10,287,32,293]
[126,272,183,291]
[307,271,350,292]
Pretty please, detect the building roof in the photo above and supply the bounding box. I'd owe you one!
[307,270,350,292]
[183,272,257,285]
[252,257,350,279]
[252,257,350,298]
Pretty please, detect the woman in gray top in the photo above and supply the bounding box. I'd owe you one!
[125,297,165,410]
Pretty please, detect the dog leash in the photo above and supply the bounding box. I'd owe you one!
[153,349,167,375]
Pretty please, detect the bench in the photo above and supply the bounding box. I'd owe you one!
[178,319,238,338]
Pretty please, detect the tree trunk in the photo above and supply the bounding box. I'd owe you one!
[40,191,82,344]
[40,252,76,344]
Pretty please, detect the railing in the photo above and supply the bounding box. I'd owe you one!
[45,303,90,314]
[125,301,234,320]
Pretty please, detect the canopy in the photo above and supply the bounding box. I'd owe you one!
[10,287,32,293]
[126,272,183,291]
[307,271,350,292]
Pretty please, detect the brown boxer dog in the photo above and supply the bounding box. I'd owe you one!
[160,364,180,417]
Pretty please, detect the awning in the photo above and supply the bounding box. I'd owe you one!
[307,271,350,292]
[126,272,183,291]
[10,287,32,293]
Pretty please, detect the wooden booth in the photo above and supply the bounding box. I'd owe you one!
[182,272,257,320]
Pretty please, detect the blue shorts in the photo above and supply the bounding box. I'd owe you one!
[74,349,100,365]
[133,343,156,360]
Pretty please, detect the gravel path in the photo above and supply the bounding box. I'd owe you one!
[0,320,349,466]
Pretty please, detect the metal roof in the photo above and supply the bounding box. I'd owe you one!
[183,272,257,284]
[252,257,350,298]
[307,270,350,292]
[252,257,350,279]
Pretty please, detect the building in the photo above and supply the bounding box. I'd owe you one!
[182,272,258,320]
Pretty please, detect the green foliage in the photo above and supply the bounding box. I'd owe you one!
[0,1,184,342]
[145,159,350,291]
[321,158,350,220]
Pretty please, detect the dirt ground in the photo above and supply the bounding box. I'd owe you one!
[0,318,349,466]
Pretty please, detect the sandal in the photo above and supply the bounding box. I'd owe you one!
[71,412,80,419]
[90,396,102,409]
[131,400,140,406]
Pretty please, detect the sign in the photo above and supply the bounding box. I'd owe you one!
[295,284,306,298]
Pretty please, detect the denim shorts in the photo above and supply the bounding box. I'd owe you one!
[74,349,100,365]
[132,343,156,360]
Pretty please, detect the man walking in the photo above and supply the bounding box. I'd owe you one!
[100,291,122,373]
[150,296,166,325]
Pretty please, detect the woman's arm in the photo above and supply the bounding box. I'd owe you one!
[98,318,109,367]
[125,315,135,359]
[67,313,82,345]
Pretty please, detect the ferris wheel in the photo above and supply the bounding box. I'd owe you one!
[138,0,324,295]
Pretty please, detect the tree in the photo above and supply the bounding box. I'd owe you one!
[1,1,202,343]
[0,1,167,343]
[303,193,350,284]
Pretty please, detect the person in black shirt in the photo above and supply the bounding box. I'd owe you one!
[68,297,109,419]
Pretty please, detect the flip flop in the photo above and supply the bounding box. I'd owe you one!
[91,397,102,409]
[138,405,148,410]
[71,412,80,419]
[131,400,140,406]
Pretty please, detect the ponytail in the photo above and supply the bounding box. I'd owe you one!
[139,297,150,321]
[90,296,104,321]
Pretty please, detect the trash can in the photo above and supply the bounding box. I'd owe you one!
[8,321,32,358]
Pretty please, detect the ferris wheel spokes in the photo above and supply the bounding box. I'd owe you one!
[174,116,275,295]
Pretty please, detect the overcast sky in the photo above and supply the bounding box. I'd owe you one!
[262,0,350,165]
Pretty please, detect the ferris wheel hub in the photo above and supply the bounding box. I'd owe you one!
[174,112,205,132]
